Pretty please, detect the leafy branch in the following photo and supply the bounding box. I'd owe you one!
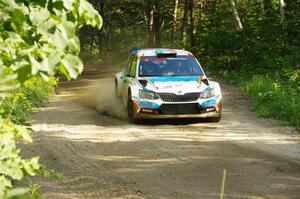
[0,0,102,198]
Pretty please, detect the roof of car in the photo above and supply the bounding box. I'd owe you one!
[131,48,192,56]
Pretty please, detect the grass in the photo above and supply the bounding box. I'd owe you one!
[218,71,300,130]
[243,75,300,129]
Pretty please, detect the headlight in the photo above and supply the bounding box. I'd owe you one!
[139,90,159,100]
[200,88,215,99]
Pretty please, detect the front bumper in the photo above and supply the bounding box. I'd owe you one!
[135,111,221,119]
[132,96,222,119]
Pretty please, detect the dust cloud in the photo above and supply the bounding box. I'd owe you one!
[80,78,127,120]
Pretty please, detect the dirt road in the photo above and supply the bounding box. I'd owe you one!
[23,66,300,199]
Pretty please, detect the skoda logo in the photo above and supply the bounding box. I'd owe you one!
[177,90,183,95]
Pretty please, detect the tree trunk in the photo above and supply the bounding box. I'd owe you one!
[258,0,265,15]
[228,0,243,30]
[181,0,189,46]
[148,2,155,47]
[280,0,286,25]
[189,0,196,47]
[196,1,204,47]
[172,0,179,44]
[89,26,94,52]
[79,27,85,52]
[280,0,288,47]
[148,1,160,47]
[153,10,161,47]
[264,0,273,17]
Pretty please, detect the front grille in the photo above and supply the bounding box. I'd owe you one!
[159,92,200,102]
[160,103,199,115]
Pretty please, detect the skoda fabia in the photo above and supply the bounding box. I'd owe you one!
[115,48,222,122]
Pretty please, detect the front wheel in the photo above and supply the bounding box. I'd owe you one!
[127,92,140,123]
[206,116,222,122]
[207,102,222,122]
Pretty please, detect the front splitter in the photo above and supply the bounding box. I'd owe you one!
[135,112,221,119]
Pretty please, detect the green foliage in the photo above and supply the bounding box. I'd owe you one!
[0,0,102,96]
[244,75,300,128]
[0,0,102,198]
[190,0,300,130]
[28,181,43,199]
[0,77,57,124]
[0,76,60,199]
[0,118,37,198]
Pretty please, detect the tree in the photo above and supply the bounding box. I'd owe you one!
[181,0,190,46]
[258,0,265,15]
[279,0,288,47]
[264,0,273,17]
[228,0,244,30]
[148,2,155,47]
[172,0,179,44]
[148,0,161,47]
[189,0,196,47]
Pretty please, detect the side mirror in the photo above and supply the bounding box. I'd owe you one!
[126,72,135,78]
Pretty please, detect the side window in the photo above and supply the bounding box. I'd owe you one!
[125,54,134,74]
[125,54,137,77]
[130,56,137,76]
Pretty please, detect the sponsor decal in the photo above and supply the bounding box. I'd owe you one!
[198,75,204,88]
[201,98,217,107]
[133,101,140,113]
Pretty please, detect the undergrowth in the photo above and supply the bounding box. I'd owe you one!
[0,77,58,125]
[204,46,300,130]
[0,77,58,198]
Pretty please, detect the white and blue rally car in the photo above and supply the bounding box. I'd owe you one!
[115,48,222,122]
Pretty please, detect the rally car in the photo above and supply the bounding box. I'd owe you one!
[115,48,222,122]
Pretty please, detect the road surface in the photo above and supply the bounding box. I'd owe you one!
[23,65,300,199]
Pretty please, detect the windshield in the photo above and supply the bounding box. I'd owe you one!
[138,55,204,77]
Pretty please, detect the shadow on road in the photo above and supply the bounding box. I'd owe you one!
[25,68,300,199]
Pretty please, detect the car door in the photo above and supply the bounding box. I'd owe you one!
[121,54,137,101]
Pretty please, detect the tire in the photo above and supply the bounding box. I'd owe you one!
[206,116,222,122]
[114,80,118,99]
[127,91,140,123]
[207,102,222,122]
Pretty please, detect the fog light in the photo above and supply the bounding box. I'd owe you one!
[142,109,154,113]
[201,107,215,113]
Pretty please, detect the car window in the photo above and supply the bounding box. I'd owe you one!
[138,55,204,77]
[129,55,137,76]
[125,54,134,74]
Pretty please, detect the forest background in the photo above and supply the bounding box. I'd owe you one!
[0,0,299,198]
[80,0,300,128]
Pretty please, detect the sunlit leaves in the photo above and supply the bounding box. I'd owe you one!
[0,176,12,198]
[0,71,19,98]
[0,118,38,197]
[60,54,83,79]
[0,76,58,198]
[0,0,102,97]
[0,0,102,197]
[78,0,102,28]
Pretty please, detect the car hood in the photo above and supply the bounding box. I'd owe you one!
[140,76,209,94]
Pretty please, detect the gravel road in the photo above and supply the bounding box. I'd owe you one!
[23,66,300,199]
